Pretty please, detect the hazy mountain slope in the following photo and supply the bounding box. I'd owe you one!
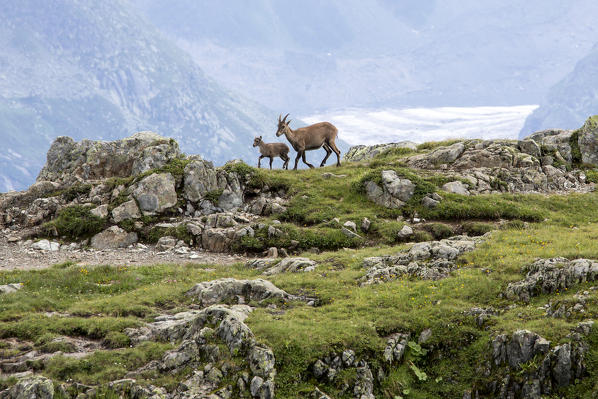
[0,0,276,192]
[520,44,598,137]
[132,0,598,113]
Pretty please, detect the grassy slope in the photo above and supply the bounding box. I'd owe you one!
[1,147,598,398]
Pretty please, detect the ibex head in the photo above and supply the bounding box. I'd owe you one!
[252,136,263,147]
[276,113,292,137]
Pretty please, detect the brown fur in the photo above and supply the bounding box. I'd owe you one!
[275,114,341,170]
[253,136,290,169]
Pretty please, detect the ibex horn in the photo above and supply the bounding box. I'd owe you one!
[282,113,290,123]
[278,114,282,122]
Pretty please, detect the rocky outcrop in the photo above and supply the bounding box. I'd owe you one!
[183,158,244,211]
[312,350,375,399]
[0,133,290,254]
[361,235,485,285]
[125,303,275,399]
[504,258,598,302]
[344,142,417,162]
[576,116,598,165]
[186,278,315,307]
[480,322,594,399]
[246,257,318,275]
[37,132,180,185]
[364,170,415,209]
[402,135,594,194]
[0,376,54,399]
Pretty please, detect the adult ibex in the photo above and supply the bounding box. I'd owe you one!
[275,114,341,170]
[252,136,290,170]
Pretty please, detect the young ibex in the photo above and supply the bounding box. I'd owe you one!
[253,136,290,170]
[275,114,341,170]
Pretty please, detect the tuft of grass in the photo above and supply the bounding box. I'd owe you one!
[203,189,224,204]
[42,205,106,239]
[416,139,464,151]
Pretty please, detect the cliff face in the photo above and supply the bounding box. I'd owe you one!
[0,0,274,192]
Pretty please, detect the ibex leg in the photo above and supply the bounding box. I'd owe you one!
[320,144,332,167]
[281,154,289,170]
[302,151,315,169]
[269,157,273,169]
[329,140,342,167]
[293,152,302,170]
[258,155,264,168]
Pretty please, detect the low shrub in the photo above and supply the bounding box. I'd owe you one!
[423,223,455,239]
[42,205,106,239]
[461,222,494,236]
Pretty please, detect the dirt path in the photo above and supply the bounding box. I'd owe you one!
[0,236,249,271]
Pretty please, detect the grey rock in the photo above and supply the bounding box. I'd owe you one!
[90,204,109,219]
[381,170,415,202]
[577,116,598,165]
[397,225,413,239]
[37,132,180,185]
[341,227,362,239]
[186,278,297,307]
[111,200,141,223]
[419,328,432,344]
[361,217,371,232]
[0,283,23,295]
[250,376,264,397]
[260,257,318,275]
[421,196,439,208]
[133,173,177,215]
[505,258,598,302]
[31,239,60,251]
[552,344,572,387]
[5,376,54,399]
[442,181,470,195]
[354,364,375,399]
[343,220,357,232]
[384,333,409,363]
[91,226,138,249]
[156,236,177,251]
[518,140,542,158]
[266,247,278,258]
[249,346,276,378]
[201,228,233,252]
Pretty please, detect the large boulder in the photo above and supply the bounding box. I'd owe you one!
[183,158,220,202]
[183,158,244,211]
[186,278,294,307]
[111,200,141,223]
[364,170,415,209]
[3,376,54,399]
[37,132,180,184]
[577,115,598,165]
[91,226,138,249]
[133,173,177,215]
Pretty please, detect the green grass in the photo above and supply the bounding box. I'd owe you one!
[3,149,598,398]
